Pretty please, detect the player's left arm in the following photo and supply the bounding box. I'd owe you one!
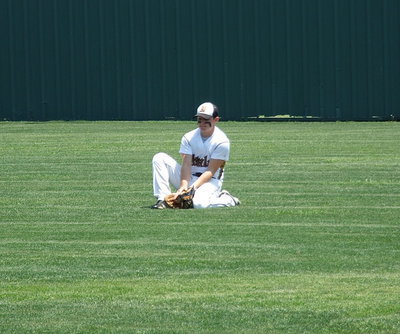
[192,159,225,190]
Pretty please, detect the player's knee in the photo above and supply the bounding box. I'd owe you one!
[193,194,210,209]
[193,201,207,209]
[152,152,168,165]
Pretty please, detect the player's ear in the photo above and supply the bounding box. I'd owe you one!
[213,116,220,122]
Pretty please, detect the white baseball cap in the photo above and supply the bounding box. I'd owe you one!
[194,102,218,119]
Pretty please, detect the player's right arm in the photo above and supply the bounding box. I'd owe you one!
[176,154,192,194]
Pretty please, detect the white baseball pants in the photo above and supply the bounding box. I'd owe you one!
[152,152,237,209]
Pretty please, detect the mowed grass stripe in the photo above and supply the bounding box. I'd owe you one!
[1,221,399,229]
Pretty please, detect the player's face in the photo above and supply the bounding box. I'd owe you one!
[197,116,218,136]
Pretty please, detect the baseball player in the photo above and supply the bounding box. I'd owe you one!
[151,102,240,209]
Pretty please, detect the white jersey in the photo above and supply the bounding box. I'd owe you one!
[179,126,230,180]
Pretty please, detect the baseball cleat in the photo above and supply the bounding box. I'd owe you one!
[219,190,241,206]
[151,200,168,209]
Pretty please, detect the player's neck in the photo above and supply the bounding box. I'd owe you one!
[200,126,215,138]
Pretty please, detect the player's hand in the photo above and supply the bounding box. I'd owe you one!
[174,186,195,200]
[176,187,185,195]
[172,188,185,200]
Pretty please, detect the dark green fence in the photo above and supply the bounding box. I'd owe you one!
[1,0,399,121]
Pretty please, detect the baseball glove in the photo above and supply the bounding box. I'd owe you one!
[164,187,196,209]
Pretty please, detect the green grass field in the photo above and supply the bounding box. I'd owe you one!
[1,121,399,333]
